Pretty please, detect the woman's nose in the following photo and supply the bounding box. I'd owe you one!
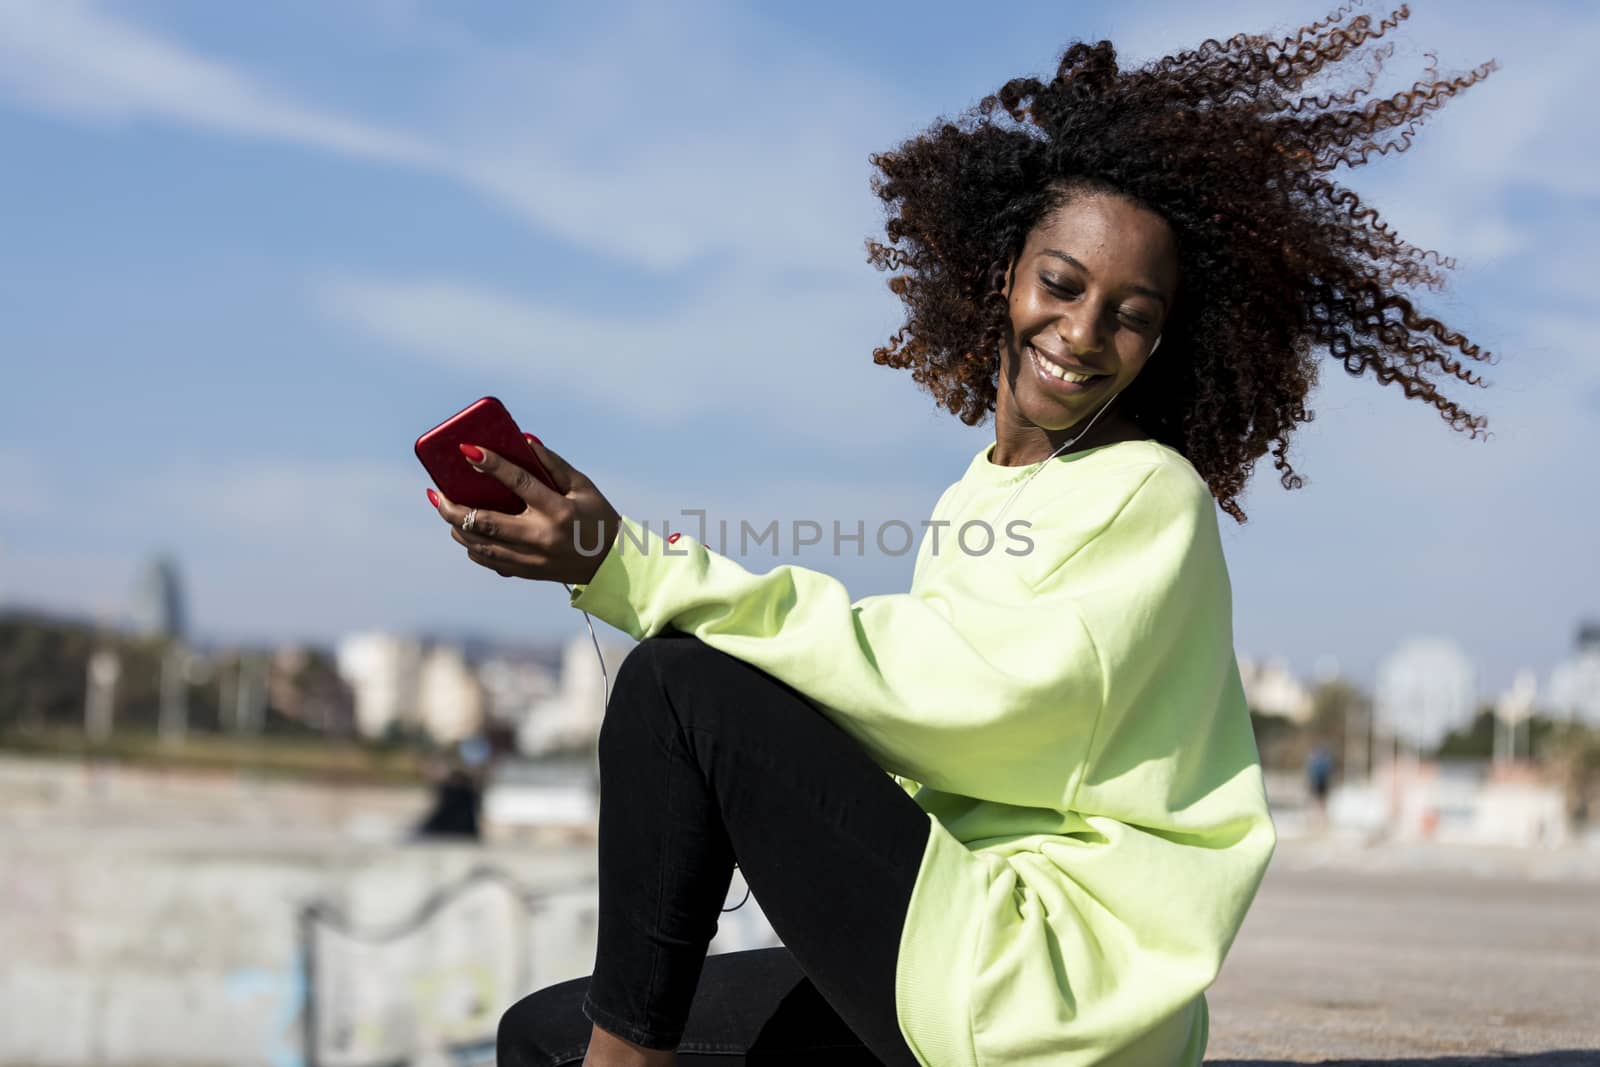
[1053,303,1104,354]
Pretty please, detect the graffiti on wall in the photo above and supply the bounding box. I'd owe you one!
[300,868,594,1067]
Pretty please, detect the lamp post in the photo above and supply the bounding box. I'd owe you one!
[85,648,121,743]
[1495,671,1537,765]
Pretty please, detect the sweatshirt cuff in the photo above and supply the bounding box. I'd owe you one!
[567,514,679,639]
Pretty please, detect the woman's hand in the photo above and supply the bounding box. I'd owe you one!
[428,435,622,586]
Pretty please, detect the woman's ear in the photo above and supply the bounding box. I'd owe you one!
[995,254,1019,303]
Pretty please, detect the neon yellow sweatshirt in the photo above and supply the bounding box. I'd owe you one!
[568,438,1277,1066]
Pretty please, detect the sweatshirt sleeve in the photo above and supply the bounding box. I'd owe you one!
[567,463,1179,803]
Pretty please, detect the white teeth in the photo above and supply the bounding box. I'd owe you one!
[1031,347,1097,384]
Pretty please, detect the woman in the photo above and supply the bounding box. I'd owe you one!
[427,6,1497,1064]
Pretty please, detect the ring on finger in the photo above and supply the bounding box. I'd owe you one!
[462,508,479,533]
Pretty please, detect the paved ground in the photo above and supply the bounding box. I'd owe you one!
[1204,841,1600,1065]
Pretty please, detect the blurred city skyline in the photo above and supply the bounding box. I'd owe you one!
[1,0,1596,698]
[17,548,1599,756]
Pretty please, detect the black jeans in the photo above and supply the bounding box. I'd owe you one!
[497,629,932,1066]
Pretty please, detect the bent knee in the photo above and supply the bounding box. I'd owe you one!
[601,633,765,758]
[496,977,591,1067]
[609,631,725,706]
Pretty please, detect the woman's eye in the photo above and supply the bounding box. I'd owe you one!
[1041,276,1154,329]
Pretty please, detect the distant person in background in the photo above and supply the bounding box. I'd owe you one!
[425,7,1498,1065]
[1307,739,1335,830]
[413,737,492,840]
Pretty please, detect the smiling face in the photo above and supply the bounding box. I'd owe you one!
[994,189,1180,465]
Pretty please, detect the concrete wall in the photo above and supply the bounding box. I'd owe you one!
[0,758,777,1067]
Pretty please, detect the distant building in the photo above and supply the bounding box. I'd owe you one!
[268,644,357,735]
[1238,654,1314,723]
[417,644,488,744]
[1548,633,1600,726]
[478,655,560,734]
[130,555,186,640]
[516,635,633,755]
[336,631,636,748]
[1375,637,1478,751]
[559,634,626,742]
[336,632,423,739]
[1331,758,1572,847]
[482,753,600,836]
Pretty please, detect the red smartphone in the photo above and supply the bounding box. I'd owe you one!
[415,396,561,514]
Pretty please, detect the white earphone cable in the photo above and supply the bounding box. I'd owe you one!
[562,583,612,711]
[562,580,750,910]
[991,333,1161,527]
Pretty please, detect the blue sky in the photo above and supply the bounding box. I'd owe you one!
[0,0,1595,702]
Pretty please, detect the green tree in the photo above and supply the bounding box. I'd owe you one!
[1542,721,1600,827]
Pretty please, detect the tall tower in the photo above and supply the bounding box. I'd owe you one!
[1577,619,1600,654]
[131,555,186,641]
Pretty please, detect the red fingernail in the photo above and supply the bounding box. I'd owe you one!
[458,443,485,463]
[523,432,542,447]
[667,532,682,544]
[426,488,440,508]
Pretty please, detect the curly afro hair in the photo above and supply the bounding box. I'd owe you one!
[864,2,1500,523]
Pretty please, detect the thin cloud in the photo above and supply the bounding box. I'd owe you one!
[0,0,434,164]
[311,266,928,446]
[0,0,901,273]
